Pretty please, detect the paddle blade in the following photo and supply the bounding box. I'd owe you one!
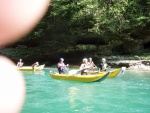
[121,67,126,74]
[69,70,78,75]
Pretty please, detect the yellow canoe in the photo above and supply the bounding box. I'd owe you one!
[49,72,109,82]
[88,68,121,78]
[17,65,45,71]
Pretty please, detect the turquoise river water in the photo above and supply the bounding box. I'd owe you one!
[21,68,150,113]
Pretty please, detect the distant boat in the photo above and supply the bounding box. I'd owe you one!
[49,71,109,83]
[17,64,45,71]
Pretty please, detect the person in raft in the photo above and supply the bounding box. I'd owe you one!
[87,57,97,71]
[32,62,39,69]
[17,59,24,67]
[99,58,108,71]
[78,58,90,75]
[57,58,69,74]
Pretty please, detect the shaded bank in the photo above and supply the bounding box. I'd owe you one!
[0,47,150,70]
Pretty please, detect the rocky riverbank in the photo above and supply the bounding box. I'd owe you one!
[106,56,150,70]
[0,47,150,70]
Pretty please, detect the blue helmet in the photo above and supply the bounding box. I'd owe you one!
[88,57,92,61]
[60,58,64,61]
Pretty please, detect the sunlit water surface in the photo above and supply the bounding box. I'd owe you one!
[21,68,150,113]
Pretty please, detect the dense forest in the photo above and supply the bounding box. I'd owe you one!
[0,0,150,65]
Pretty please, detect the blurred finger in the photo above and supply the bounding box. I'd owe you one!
[0,0,50,47]
[0,56,25,113]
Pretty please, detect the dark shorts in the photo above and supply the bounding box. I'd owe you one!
[81,71,88,75]
[58,67,65,74]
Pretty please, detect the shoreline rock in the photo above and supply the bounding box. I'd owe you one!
[107,59,150,70]
[108,60,150,70]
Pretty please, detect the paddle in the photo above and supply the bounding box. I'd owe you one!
[64,64,70,74]
[69,68,92,75]
[70,65,96,75]
[68,69,79,75]
[121,67,126,74]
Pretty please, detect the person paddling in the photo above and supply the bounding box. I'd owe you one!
[57,58,69,74]
[17,59,24,67]
[78,58,90,75]
[32,62,39,69]
[99,58,108,71]
[87,57,97,71]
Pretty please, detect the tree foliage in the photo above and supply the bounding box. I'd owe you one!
[20,0,150,55]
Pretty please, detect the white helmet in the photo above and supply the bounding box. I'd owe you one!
[102,58,106,61]
[82,58,88,63]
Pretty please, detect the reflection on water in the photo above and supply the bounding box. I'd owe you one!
[67,84,101,112]
[33,70,45,75]
[22,70,45,76]
[68,87,79,110]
